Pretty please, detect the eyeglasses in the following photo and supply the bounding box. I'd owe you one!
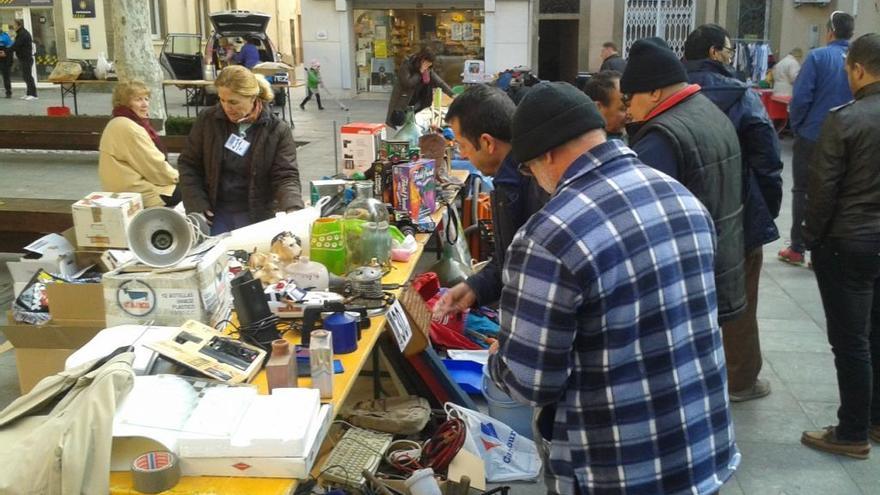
[517,161,534,177]
[621,92,633,107]
[722,45,736,54]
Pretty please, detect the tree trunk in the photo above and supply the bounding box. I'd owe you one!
[111,0,166,124]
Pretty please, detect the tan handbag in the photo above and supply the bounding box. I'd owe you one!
[47,61,83,82]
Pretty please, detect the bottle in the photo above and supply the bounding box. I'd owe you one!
[265,339,297,393]
[310,330,333,399]
[285,255,330,290]
[343,182,392,272]
[392,106,422,147]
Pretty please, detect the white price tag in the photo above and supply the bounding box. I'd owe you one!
[224,133,251,156]
[385,299,412,353]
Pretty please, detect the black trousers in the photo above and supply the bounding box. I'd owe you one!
[300,88,322,109]
[789,135,816,253]
[0,56,11,96]
[812,241,880,441]
[19,56,36,97]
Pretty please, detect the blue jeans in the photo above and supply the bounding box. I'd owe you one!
[812,241,880,441]
[210,209,251,235]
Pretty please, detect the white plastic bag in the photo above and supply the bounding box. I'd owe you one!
[95,52,111,80]
[444,403,542,482]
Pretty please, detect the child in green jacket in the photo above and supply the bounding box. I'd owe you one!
[300,60,324,110]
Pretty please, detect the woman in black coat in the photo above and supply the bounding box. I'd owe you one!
[385,48,454,127]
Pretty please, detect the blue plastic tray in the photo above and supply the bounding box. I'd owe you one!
[442,359,484,395]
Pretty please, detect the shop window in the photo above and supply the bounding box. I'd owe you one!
[539,0,579,14]
[737,0,769,41]
[150,0,164,39]
[354,9,483,93]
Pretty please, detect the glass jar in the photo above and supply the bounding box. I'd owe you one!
[343,182,391,272]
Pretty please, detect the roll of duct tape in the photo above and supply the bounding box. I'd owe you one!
[131,451,181,494]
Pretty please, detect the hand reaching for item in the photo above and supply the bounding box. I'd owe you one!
[432,282,476,320]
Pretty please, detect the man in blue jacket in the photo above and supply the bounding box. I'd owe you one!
[780,10,854,265]
[684,24,783,402]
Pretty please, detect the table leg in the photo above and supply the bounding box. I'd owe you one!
[59,84,65,108]
[287,86,293,124]
[162,85,168,117]
[184,88,192,118]
[73,84,79,115]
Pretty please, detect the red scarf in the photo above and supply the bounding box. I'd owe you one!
[112,105,167,157]
[236,99,263,124]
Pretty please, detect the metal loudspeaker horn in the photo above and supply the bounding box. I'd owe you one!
[126,207,210,268]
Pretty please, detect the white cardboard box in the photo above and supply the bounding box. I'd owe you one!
[339,122,385,177]
[178,403,333,478]
[179,388,322,458]
[102,240,230,327]
[72,192,143,248]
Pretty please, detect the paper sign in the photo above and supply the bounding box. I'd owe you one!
[385,299,412,353]
[374,39,388,58]
[224,133,251,156]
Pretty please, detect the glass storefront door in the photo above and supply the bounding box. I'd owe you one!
[0,7,56,83]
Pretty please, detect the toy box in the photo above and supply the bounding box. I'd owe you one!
[392,159,437,219]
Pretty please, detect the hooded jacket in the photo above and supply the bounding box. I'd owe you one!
[686,59,783,251]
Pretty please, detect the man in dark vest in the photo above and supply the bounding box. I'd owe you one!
[622,37,746,326]
[11,19,36,100]
[684,23,783,402]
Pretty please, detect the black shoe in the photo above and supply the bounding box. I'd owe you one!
[299,102,306,110]
[318,106,325,110]
[4,94,10,99]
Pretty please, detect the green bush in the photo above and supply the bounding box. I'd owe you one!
[165,116,196,136]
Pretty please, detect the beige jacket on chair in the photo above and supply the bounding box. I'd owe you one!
[0,352,135,495]
[99,117,179,208]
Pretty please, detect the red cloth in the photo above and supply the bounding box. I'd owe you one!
[112,105,167,157]
[411,272,441,302]
[426,293,480,350]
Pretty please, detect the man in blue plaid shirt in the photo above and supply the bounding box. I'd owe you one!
[486,82,739,494]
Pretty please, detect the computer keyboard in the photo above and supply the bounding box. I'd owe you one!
[319,425,393,489]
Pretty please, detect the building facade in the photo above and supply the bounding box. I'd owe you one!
[301,0,880,94]
[0,0,302,83]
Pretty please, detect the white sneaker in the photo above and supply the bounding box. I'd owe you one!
[24,95,38,101]
[19,95,28,100]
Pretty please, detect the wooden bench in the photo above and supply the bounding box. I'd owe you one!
[0,198,75,253]
[0,116,186,153]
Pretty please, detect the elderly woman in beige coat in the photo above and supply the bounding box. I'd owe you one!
[98,80,179,207]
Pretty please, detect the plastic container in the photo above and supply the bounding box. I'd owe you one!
[343,182,391,271]
[323,312,358,354]
[47,106,71,117]
[481,365,534,440]
[404,468,442,495]
[285,255,329,290]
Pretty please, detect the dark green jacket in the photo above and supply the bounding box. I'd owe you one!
[630,91,746,323]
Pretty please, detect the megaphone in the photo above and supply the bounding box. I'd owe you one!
[126,208,210,268]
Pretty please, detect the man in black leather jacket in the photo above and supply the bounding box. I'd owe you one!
[433,84,548,317]
[801,33,880,460]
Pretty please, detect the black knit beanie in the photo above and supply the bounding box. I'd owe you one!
[620,37,688,94]
[511,81,606,164]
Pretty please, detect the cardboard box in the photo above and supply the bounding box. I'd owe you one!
[6,233,78,296]
[72,192,143,248]
[340,123,386,177]
[102,240,230,327]
[393,159,437,219]
[46,283,106,323]
[0,313,106,393]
